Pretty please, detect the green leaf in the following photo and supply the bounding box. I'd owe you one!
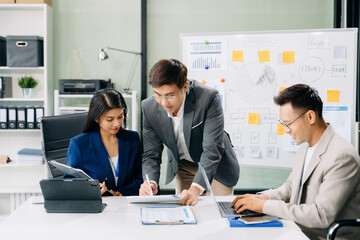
[18,76,38,88]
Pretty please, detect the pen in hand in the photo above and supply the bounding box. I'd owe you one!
[145,174,154,196]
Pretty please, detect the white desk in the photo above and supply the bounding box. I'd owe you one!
[0,196,309,240]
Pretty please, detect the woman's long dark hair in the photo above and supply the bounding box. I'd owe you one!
[82,88,128,133]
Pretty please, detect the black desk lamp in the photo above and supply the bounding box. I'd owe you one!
[98,47,141,92]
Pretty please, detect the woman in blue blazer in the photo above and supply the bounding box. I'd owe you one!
[66,89,143,196]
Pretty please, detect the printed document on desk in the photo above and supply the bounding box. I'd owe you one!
[127,195,181,203]
[141,206,196,225]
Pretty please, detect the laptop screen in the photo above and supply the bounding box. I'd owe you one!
[198,163,215,198]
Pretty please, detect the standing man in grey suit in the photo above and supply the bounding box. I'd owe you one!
[232,84,360,239]
[139,59,239,205]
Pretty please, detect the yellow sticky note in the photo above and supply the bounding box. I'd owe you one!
[277,123,284,135]
[258,50,270,62]
[327,90,340,102]
[232,50,243,62]
[279,87,287,92]
[248,113,260,125]
[282,51,295,63]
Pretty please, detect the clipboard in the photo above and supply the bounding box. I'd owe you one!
[141,206,197,225]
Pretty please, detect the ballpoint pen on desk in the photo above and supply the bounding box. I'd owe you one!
[145,174,154,196]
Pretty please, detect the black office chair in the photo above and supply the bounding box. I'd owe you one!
[327,219,360,240]
[40,113,88,179]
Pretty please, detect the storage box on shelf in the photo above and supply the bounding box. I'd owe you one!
[6,35,44,67]
[16,0,52,6]
[0,0,15,4]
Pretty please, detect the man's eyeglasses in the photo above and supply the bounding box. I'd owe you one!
[278,110,308,130]
[152,88,183,102]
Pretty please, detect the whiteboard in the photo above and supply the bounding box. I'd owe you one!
[180,29,358,169]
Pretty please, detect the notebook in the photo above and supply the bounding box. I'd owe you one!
[198,163,265,218]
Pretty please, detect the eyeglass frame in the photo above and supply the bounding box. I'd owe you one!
[278,110,308,130]
[152,87,184,102]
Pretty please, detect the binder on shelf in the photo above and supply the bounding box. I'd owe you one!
[0,107,7,129]
[0,77,12,98]
[8,106,17,129]
[17,107,26,129]
[226,216,283,228]
[26,107,35,129]
[35,106,44,129]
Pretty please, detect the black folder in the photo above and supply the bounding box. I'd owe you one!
[39,178,106,213]
[0,107,7,129]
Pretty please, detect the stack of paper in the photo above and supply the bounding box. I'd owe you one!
[17,148,44,165]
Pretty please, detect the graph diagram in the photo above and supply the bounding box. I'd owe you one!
[186,40,227,70]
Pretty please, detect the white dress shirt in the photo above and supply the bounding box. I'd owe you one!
[296,143,317,203]
[167,95,205,193]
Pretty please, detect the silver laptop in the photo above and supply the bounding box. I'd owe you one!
[198,163,265,218]
[49,160,92,179]
[49,160,114,196]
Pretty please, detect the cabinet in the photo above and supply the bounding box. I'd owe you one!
[0,4,52,215]
[0,4,53,160]
[54,90,139,132]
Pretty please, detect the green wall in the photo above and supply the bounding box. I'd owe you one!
[52,0,334,190]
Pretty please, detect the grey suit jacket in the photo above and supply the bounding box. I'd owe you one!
[141,80,240,188]
[261,125,360,239]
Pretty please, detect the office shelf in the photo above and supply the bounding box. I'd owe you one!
[0,162,44,168]
[0,129,41,133]
[0,98,44,102]
[0,4,52,216]
[0,67,44,71]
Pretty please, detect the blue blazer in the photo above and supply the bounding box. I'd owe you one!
[66,130,143,196]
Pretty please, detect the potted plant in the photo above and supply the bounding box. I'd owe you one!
[18,76,38,98]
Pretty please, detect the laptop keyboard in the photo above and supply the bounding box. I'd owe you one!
[217,201,265,217]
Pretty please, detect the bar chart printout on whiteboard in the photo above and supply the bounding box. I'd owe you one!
[185,39,228,70]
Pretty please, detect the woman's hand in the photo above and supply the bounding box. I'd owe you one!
[99,181,108,195]
[111,190,122,196]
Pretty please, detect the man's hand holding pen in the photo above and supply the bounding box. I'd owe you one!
[139,176,158,196]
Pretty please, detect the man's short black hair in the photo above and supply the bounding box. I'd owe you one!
[274,84,323,118]
[149,59,187,89]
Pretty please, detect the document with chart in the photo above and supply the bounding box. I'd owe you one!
[141,206,196,225]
